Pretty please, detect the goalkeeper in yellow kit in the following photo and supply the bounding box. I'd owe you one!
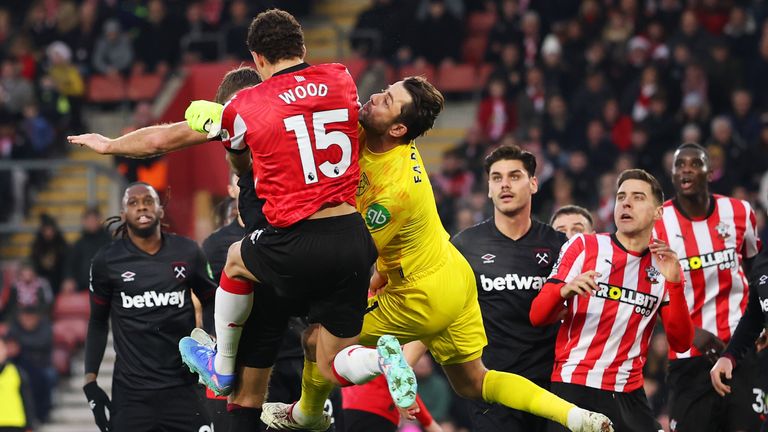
[257,76,613,432]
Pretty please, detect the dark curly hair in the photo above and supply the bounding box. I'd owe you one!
[397,76,445,143]
[246,9,304,64]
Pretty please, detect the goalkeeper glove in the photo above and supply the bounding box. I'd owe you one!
[185,100,224,138]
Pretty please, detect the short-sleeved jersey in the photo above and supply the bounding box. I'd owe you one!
[653,195,761,359]
[89,234,217,390]
[452,219,566,381]
[356,133,451,279]
[219,63,360,228]
[548,233,671,392]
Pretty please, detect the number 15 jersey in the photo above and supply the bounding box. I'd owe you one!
[220,63,360,228]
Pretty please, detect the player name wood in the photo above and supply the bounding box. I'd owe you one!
[278,81,329,104]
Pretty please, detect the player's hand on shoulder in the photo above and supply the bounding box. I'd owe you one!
[649,239,681,283]
[185,100,224,135]
[561,270,600,299]
[67,133,111,154]
[83,381,111,432]
[709,356,733,396]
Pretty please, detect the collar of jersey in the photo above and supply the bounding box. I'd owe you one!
[272,62,311,77]
[671,194,716,221]
[610,233,649,257]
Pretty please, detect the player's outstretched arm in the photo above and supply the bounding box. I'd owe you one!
[68,122,208,158]
[652,239,694,353]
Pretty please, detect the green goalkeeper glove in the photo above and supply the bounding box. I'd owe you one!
[185,100,224,137]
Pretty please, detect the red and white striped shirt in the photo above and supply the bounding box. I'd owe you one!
[536,233,671,392]
[653,195,761,359]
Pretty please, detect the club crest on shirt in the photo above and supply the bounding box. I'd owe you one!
[533,248,551,267]
[357,173,370,197]
[645,266,660,284]
[715,221,731,239]
[172,262,188,280]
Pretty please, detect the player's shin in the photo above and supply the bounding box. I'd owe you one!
[213,273,254,374]
[331,345,381,385]
[482,370,575,427]
[293,359,335,424]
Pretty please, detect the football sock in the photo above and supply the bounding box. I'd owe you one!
[482,369,574,427]
[213,273,253,375]
[331,345,380,386]
[293,359,335,423]
[227,404,263,432]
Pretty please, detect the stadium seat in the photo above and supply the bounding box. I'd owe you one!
[436,63,478,94]
[52,291,90,321]
[53,318,88,350]
[462,35,488,65]
[127,73,165,101]
[342,57,369,82]
[87,74,127,103]
[52,347,71,376]
[478,63,495,86]
[467,11,496,36]
[398,63,436,83]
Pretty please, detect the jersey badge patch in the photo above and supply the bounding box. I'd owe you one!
[365,203,391,230]
[759,274,768,286]
[121,271,135,282]
[172,262,188,280]
[534,248,551,267]
[715,221,731,239]
[645,265,660,284]
[481,254,495,264]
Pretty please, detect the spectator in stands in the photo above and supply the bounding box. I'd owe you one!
[68,0,99,74]
[452,125,487,180]
[350,0,402,59]
[623,65,660,123]
[476,77,516,143]
[729,88,761,145]
[600,98,632,151]
[515,66,547,132]
[7,307,54,423]
[92,20,134,76]
[542,94,571,151]
[708,115,749,177]
[0,335,35,432]
[0,263,53,324]
[670,9,713,60]
[64,207,111,293]
[30,214,68,295]
[642,92,677,156]
[705,143,736,195]
[0,60,35,115]
[723,6,758,64]
[414,0,462,66]
[23,3,56,52]
[705,40,743,113]
[223,0,251,61]
[432,149,475,201]
[582,119,617,174]
[570,69,611,136]
[485,0,521,63]
[489,43,524,97]
[676,92,711,142]
[180,1,220,63]
[541,34,571,97]
[134,0,183,74]
[45,41,84,132]
[751,33,768,110]
[21,104,55,157]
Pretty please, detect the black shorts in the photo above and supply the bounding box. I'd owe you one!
[470,380,550,432]
[343,409,396,432]
[668,352,763,432]
[240,212,378,338]
[547,382,661,432]
[111,384,210,432]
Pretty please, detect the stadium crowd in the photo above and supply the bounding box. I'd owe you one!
[0,1,767,431]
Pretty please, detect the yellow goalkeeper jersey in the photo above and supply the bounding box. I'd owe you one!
[356,131,451,281]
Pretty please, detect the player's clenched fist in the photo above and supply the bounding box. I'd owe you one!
[560,270,601,299]
[83,381,111,432]
[185,100,224,135]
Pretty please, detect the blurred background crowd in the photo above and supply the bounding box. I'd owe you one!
[0,0,767,431]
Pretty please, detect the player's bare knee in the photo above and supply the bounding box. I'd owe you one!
[302,324,320,362]
[223,241,245,277]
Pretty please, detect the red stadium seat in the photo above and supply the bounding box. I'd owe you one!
[342,57,369,82]
[462,35,489,65]
[53,318,89,350]
[436,63,478,94]
[52,291,90,320]
[127,73,164,101]
[398,63,436,83]
[53,347,71,376]
[478,63,495,86]
[467,12,496,36]
[87,74,127,103]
